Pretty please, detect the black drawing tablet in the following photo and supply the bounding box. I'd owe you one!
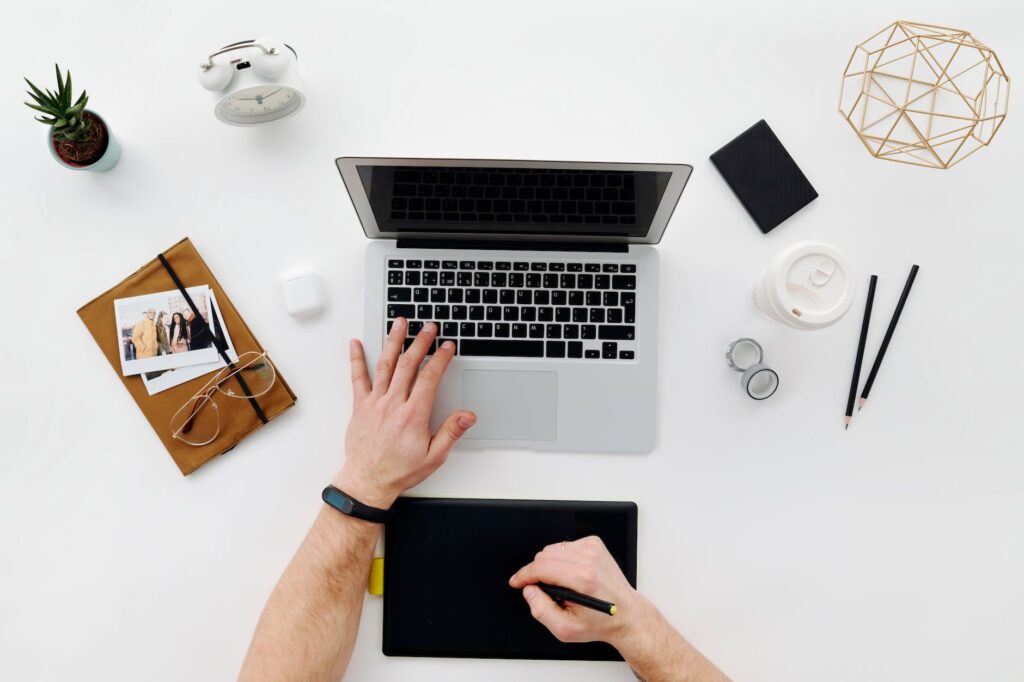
[383,497,638,660]
[710,119,818,234]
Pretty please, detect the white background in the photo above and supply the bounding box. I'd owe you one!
[2,0,1022,680]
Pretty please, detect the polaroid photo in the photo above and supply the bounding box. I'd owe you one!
[115,285,224,376]
[141,290,239,395]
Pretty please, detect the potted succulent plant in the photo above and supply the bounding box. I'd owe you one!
[24,64,120,172]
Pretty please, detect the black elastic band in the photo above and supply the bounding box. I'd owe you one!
[158,253,268,424]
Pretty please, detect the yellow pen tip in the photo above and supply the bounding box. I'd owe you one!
[609,605,617,616]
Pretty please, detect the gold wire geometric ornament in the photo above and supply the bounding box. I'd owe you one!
[839,21,1010,169]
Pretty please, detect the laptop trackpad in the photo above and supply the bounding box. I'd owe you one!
[461,370,557,441]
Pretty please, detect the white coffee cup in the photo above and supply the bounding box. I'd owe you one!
[754,240,854,330]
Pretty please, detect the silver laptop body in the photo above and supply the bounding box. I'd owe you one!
[337,158,692,453]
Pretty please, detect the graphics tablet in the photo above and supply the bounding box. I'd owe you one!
[383,497,638,661]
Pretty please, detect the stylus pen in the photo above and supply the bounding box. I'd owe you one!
[539,583,617,616]
[859,264,920,411]
[845,274,877,429]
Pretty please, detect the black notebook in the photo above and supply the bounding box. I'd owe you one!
[383,497,638,660]
[710,119,818,234]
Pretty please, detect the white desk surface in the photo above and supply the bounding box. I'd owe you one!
[3,0,1023,680]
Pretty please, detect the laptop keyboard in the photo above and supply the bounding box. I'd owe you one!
[385,258,638,360]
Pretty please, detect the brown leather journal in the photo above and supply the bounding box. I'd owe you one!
[77,237,297,475]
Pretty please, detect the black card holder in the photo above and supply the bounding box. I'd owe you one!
[710,119,818,234]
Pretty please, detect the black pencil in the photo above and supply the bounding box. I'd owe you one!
[859,264,920,411]
[538,583,617,616]
[845,275,877,429]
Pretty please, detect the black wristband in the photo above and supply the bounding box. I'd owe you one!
[322,485,391,524]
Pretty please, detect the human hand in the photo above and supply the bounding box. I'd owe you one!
[509,536,650,649]
[336,318,476,509]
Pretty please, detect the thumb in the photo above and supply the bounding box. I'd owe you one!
[522,585,576,642]
[427,410,476,462]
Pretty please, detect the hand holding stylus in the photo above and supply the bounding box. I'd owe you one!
[511,537,730,681]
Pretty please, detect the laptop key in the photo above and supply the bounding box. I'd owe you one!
[442,260,458,269]
[512,323,527,338]
[603,292,619,306]
[586,291,601,306]
[414,288,429,302]
[503,306,519,321]
[538,307,554,322]
[483,289,498,304]
[528,324,544,339]
[546,324,562,339]
[500,290,515,304]
[551,291,567,305]
[589,308,606,323]
[577,274,594,288]
[486,306,501,321]
[477,322,493,337]
[474,273,489,287]
[572,308,588,323]
[440,271,455,286]
[568,341,583,358]
[388,304,415,318]
[621,264,637,273]
[469,306,485,321]
[424,260,440,269]
[526,274,542,288]
[546,341,566,358]
[514,262,530,271]
[531,263,547,271]
[612,275,637,290]
[423,272,438,286]
[495,323,511,338]
[543,274,558,288]
[388,288,412,302]
[585,349,600,359]
[417,304,432,319]
[534,291,550,305]
[460,340,544,357]
[564,324,579,339]
[465,289,481,304]
[549,263,565,272]
[408,321,423,335]
[388,271,403,285]
[460,322,476,337]
[602,342,618,359]
[581,325,597,339]
[406,260,422,269]
[521,307,537,322]
[442,322,458,336]
[555,307,571,322]
[619,350,635,360]
[457,272,472,286]
[568,263,583,272]
[510,273,525,287]
[602,264,619,272]
[608,308,623,323]
[438,338,458,354]
[388,259,404,268]
[405,272,421,286]
[430,288,447,302]
[478,261,493,270]
[459,261,475,270]
[585,263,601,272]
[435,305,451,320]
[599,325,636,340]
[569,291,584,306]
[491,273,507,287]
[595,275,610,289]
[452,305,468,320]
[496,261,512,270]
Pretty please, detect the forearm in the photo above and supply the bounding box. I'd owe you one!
[617,596,729,682]
[239,506,379,682]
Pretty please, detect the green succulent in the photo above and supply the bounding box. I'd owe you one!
[24,64,92,143]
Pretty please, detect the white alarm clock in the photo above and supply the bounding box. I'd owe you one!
[198,38,305,126]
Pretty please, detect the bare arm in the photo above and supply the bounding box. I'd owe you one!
[239,320,475,681]
[510,537,729,682]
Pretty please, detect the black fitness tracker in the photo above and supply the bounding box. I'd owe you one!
[322,485,391,524]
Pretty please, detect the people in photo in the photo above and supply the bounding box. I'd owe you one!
[131,309,158,359]
[186,308,213,350]
[155,311,171,355]
[169,312,190,353]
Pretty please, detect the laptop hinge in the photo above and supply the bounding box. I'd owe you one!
[396,239,629,253]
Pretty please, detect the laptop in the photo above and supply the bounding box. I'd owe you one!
[336,158,692,453]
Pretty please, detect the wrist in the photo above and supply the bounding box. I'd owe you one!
[609,593,665,660]
[332,469,398,510]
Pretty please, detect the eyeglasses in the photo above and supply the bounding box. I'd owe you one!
[170,351,277,446]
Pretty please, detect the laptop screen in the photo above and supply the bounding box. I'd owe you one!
[338,159,692,245]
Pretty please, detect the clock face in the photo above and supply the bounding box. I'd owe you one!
[216,85,304,125]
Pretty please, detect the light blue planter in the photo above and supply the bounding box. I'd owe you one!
[46,110,120,172]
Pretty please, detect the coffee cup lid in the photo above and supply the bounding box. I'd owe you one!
[766,241,854,329]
